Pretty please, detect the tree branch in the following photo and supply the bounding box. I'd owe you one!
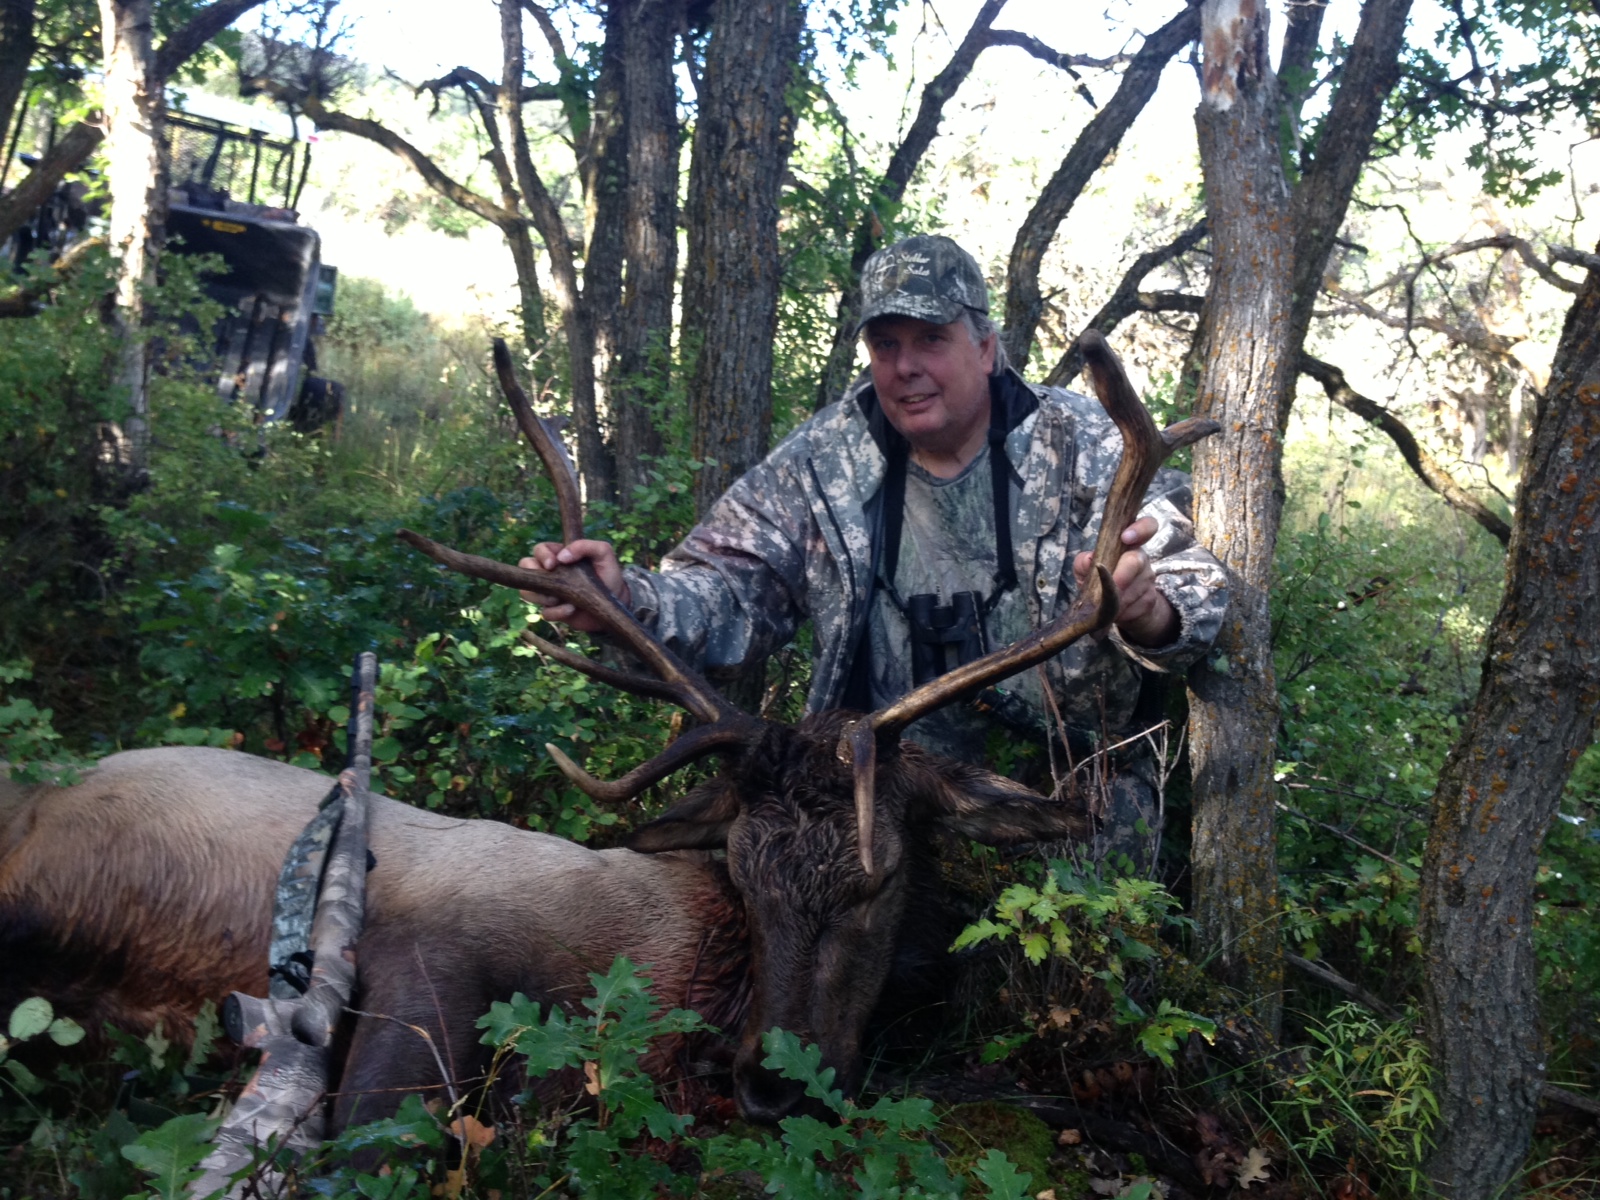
[252,80,521,227]
[983,28,1114,107]
[878,0,1008,205]
[1001,0,1202,367]
[414,64,560,107]
[0,121,104,247]
[520,0,570,69]
[986,29,1130,72]
[1298,353,1512,545]
[152,0,266,81]
[1283,0,1411,429]
[1354,233,1587,298]
[812,0,1012,406]
[1285,953,1404,1021]
[1043,219,1208,387]
[1323,280,1525,370]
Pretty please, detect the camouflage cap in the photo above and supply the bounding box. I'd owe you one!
[856,235,989,332]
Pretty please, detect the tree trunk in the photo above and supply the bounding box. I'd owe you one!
[612,0,680,507]
[0,0,33,148]
[682,0,804,517]
[499,0,613,506]
[582,2,628,502]
[1185,0,1295,1037]
[1418,248,1600,1199]
[1280,0,1411,431]
[504,219,546,350]
[99,0,163,481]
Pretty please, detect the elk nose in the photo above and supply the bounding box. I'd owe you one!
[733,1056,809,1125]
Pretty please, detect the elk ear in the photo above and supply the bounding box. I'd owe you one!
[626,781,740,853]
[907,748,1090,845]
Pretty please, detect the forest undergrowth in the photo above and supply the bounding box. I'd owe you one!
[2,268,1596,1199]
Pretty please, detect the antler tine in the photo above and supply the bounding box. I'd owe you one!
[396,531,752,731]
[1078,330,1221,582]
[492,338,583,544]
[401,341,754,732]
[545,722,757,804]
[520,629,700,707]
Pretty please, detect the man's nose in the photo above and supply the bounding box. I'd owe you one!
[892,346,921,377]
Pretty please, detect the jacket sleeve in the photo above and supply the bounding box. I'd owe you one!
[620,449,816,677]
[1109,465,1229,674]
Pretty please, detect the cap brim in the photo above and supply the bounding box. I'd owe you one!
[855,294,969,334]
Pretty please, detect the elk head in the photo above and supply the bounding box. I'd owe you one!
[398,331,1217,1122]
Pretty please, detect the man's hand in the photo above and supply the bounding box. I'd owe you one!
[1072,516,1180,648]
[519,540,631,634]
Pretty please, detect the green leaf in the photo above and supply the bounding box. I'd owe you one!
[4,1058,45,1095]
[1020,931,1050,964]
[47,1016,85,1047]
[973,1148,1032,1200]
[119,1112,220,1200]
[8,997,53,1041]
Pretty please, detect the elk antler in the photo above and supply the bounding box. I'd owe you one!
[398,340,762,800]
[841,331,1221,873]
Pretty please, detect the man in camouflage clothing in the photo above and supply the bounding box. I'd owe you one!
[526,235,1227,868]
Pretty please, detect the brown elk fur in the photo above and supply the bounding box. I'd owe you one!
[1,715,1086,1127]
[0,747,744,1125]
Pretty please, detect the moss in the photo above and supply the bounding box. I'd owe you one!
[938,1101,1056,1187]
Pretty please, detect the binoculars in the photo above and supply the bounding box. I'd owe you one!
[905,590,987,687]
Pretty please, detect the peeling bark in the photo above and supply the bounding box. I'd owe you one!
[1186,0,1294,1037]
[99,0,163,481]
[1418,248,1600,1200]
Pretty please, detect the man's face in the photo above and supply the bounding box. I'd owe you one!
[864,316,995,459]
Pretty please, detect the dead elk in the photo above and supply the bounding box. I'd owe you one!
[0,332,1215,1132]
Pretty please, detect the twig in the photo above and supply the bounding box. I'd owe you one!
[1285,953,1404,1022]
[1275,801,1411,871]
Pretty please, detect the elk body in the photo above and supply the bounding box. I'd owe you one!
[0,332,1215,1136]
[0,717,1092,1127]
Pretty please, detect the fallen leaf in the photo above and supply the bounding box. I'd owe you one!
[583,1061,601,1096]
[1236,1146,1271,1189]
[1058,1128,1082,1145]
[450,1114,497,1149]
[1036,1191,1057,1200]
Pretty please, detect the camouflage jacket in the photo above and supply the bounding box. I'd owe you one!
[621,370,1228,733]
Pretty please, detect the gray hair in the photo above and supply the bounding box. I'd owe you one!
[960,309,1010,378]
[857,309,1011,379]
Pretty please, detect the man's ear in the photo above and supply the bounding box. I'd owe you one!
[902,745,1090,845]
[627,781,740,853]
